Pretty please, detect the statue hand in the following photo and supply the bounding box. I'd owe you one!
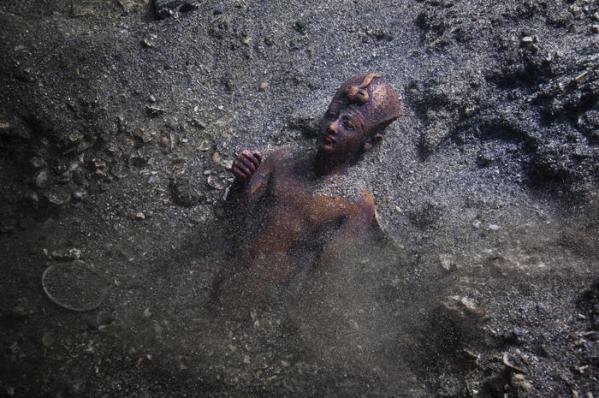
[231,149,262,183]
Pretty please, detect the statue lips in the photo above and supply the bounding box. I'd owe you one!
[319,133,337,150]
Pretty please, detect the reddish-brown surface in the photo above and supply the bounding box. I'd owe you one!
[213,74,400,311]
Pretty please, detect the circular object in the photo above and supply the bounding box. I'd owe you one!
[42,261,109,312]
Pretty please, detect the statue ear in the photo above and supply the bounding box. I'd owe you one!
[362,133,383,152]
[372,133,383,144]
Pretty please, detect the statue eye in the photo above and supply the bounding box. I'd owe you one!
[342,117,355,130]
[326,110,338,119]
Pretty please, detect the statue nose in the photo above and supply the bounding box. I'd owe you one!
[328,121,338,134]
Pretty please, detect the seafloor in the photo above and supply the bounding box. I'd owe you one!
[0,0,597,396]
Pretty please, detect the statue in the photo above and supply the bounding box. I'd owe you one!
[211,72,402,318]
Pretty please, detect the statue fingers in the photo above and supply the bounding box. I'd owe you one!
[233,160,253,177]
[232,165,250,180]
[245,152,261,168]
[238,155,258,173]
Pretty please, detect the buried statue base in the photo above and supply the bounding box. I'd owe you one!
[210,72,403,317]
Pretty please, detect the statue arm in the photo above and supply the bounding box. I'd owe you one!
[226,149,283,207]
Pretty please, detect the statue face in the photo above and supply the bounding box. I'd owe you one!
[318,101,369,158]
[317,73,402,160]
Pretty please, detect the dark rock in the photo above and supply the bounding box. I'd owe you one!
[535,303,546,314]
[170,177,202,207]
[505,327,525,344]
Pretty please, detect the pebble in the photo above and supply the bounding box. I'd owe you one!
[190,118,206,129]
[30,156,46,169]
[259,81,269,91]
[521,36,534,44]
[0,117,10,131]
[511,373,533,394]
[46,187,70,206]
[134,212,145,220]
[535,303,546,314]
[145,105,164,117]
[72,191,85,201]
[148,95,157,103]
[510,327,524,340]
[141,38,155,48]
[207,175,225,190]
[212,151,222,164]
[68,248,82,260]
[170,178,202,207]
[50,248,82,261]
[196,140,212,152]
[487,223,500,231]
[439,254,452,271]
[34,170,49,188]
[592,25,599,34]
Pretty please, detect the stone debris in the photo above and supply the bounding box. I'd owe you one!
[511,373,533,396]
[141,38,155,49]
[145,105,165,117]
[259,81,269,91]
[48,248,82,261]
[207,175,226,190]
[33,170,49,188]
[197,139,212,151]
[45,187,70,206]
[153,0,198,19]
[503,351,527,374]
[42,261,109,312]
[30,157,46,169]
[170,177,202,207]
[439,254,453,271]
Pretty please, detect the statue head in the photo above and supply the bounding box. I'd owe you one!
[319,72,402,159]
